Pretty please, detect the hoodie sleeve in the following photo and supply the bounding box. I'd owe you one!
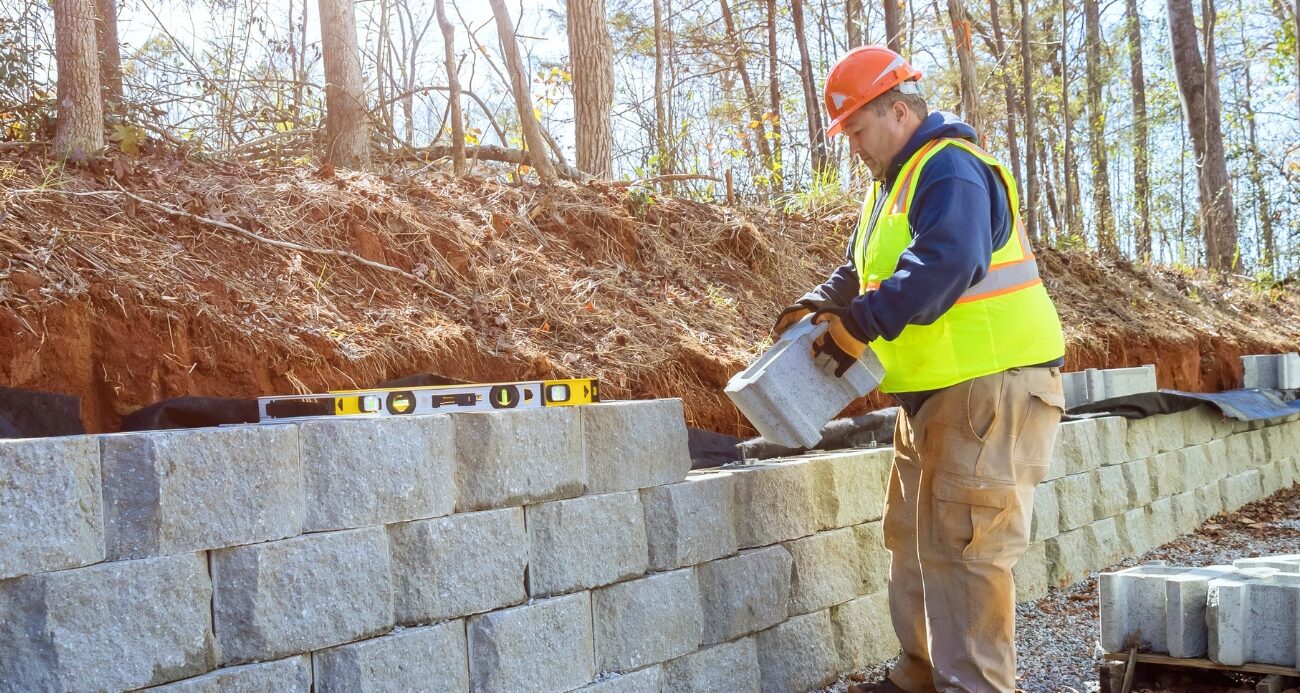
[799,259,860,307]
[847,149,1010,342]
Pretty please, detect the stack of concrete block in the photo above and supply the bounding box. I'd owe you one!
[1241,352,1300,391]
[1206,567,1300,666]
[1100,562,1239,657]
[1062,365,1158,408]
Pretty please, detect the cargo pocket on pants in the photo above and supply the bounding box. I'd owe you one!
[930,473,1020,561]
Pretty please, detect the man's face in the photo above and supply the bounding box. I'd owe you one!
[842,99,914,178]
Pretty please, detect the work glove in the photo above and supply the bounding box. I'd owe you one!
[810,305,870,377]
[772,299,825,338]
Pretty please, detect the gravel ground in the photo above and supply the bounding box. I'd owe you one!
[821,485,1300,693]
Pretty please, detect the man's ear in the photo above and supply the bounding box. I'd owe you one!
[892,99,910,124]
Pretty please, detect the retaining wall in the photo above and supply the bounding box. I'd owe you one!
[1,399,1298,692]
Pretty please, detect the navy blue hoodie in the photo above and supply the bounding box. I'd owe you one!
[802,111,1058,402]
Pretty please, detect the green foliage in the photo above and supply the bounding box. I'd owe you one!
[783,165,864,217]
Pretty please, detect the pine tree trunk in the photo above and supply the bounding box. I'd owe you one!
[53,0,103,159]
[792,0,828,173]
[946,0,982,137]
[1061,0,1082,239]
[1167,0,1239,270]
[1237,0,1273,274]
[318,0,371,168]
[568,0,614,177]
[652,0,677,187]
[1020,0,1038,239]
[720,0,774,191]
[94,0,122,111]
[435,0,466,176]
[1126,0,1152,260]
[1084,0,1116,253]
[884,0,904,53]
[768,0,784,193]
[989,0,1022,199]
[488,0,558,185]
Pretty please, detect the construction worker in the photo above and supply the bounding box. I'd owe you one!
[772,46,1067,693]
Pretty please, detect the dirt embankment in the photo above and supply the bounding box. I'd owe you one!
[1,149,1297,434]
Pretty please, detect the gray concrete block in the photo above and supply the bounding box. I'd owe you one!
[527,491,649,597]
[1117,506,1154,558]
[1171,491,1201,536]
[298,414,456,532]
[453,407,585,512]
[1166,567,1240,658]
[583,399,692,493]
[1200,438,1232,480]
[1220,470,1265,511]
[1179,445,1212,491]
[1014,541,1050,603]
[1064,366,1157,408]
[593,568,702,673]
[1092,516,1125,569]
[576,667,663,693]
[1062,370,1089,409]
[1208,569,1300,666]
[1055,473,1096,531]
[697,545,793,644]
[314,621,468,693]
[100,425,301,560]
[1146,497,1179,547]
[1045,525,1094,587]
[1051,419,1102,478]
[755,610,841,693]
[144,656,312,692]
[831,591,900,670]
[1235,555,1300,573]
[467,592,594,692]
[1261,459,1287,496]
[725,317,885,448]
[785,527,866,615]
[1121,459,1155,508]
[0,435,103,580]
[853,521,891,595]
[1126,417,1162,460]
[211,526,393,665]
[1241,353,1300,390]
[730,459,819,549]
[661,638,760,693]
[1181,406,1221,448]
[1092,465,1128,520]
[1150,450,1186,499]
[813,448,892,529]
[641,471,737,571]
[1099,563,1237,656]
[1195,484,1225,522]
[389,507,527,625]
[0,552,214,692]
[1096,417,1130,465]
[1030,481,1060,542]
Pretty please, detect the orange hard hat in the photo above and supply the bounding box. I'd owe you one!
[824,45,923,137]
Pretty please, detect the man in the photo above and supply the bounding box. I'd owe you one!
[772,46,1067,693]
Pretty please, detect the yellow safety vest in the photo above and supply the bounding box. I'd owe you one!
[850,137,1065,393]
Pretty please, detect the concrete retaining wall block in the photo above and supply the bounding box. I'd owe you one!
[1150,450,1185,499]
[785,527,866,615]
[853,521,890,595]
[1194,484,1225,522]
[660,638,760,693]
[583,400,692,493]
[1092,465,1128,520]
[145,656,312,692]
[1030,481,1060,542]
[211,526,393,665]
[297,415,455,532]
[527,491,649,597]
[576,667,663,692]
[640,471,738,571]
[1220,470,1265,512]
[592,568,702,673]
[1050,419,1102,479]
[453,407,585,512]
[1146,497,1179,547]
[1091,516,1125,569]
[1116,506,1153,558]
[1181,407,1221,448]
[314,621,468,692]
[1013,541,1049,603]
[1208,569,1300,666]
[100,425,300,561]
[831,591,900,670]
[1095,417,1129,465]
[697,545,793,644]
[0,435,103,580]
[1121,459,1154,508]
[1045,525,1093,587]
[389,507,527,625]
[756,610,841,693]
[731,459,820,549]
[467,591,595,692]
[1055,473,1095,532]
[0,552,214,692]
[1171,491,1200,536]
[813,448,892,529]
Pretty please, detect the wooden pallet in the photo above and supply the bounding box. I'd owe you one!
[1100,650,1300,693]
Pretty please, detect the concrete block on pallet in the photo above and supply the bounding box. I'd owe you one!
[1014,541,1050,603]
[725,317,885,448]
[641,471,737,571]
[593,568,702,673]
[297,414,455,532]
[0,552,214,692]
[453,406,585,512]
[1096,417,1130,465]
[583,399,692,493]
[1055,473,1096,531]
[1050,419,1102,479]
[527,491,649,597]
[1099,563,1238,657]
[315,621,468,693]
[467,592,594,692]
[1030,481,1060,542]
[1208,569,1300,666]
[831,591,900,670]
[1220,470,1265,511]
[1241,352,1300,390]
[146,656,312,693]
[730,459,819,549]
[755,610,841,693]
[212,526,393,665]
[1235,555,1300,573]
[1195,484,1225,522]
[661,638,760,693]
[577,667,663,693]
[697,545,792,644]
[388,507,527,625]
[100,425,300,560]
[1092,465,1128,520]
[813,447,892,529]
[0,435,103,580]
[854,521,891,595]
[786,527,866,615]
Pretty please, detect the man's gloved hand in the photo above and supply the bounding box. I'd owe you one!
[772,299,823,338]
[810,305,870,377]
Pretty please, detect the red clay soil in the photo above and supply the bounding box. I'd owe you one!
[1,147,1297,435]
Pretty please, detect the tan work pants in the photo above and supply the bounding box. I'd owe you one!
[883,368,1065,693]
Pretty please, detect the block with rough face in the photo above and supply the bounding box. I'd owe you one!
[0,435,103,580]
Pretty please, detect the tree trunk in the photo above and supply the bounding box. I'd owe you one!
[884,0,904,53]
[318,0,371,168]
[1061,0,1082,239]
[1126,0,1152,260]
[652,0,677,186]
[94,0,122,111]
[847,0,863,46]
[435,0,466,176]
[988,0,1022,200]
[792,0,828,173]
[768,0,784,192]
[488,0,558,184]
[946,0,982,137]
[567,0,614,177]
[1167,0,1239,270]
[1237,0,1274,274]
[53,0,103,159]
[1084,0,1116,253]
[720,0,774,192]
[1020,0,1038,240]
